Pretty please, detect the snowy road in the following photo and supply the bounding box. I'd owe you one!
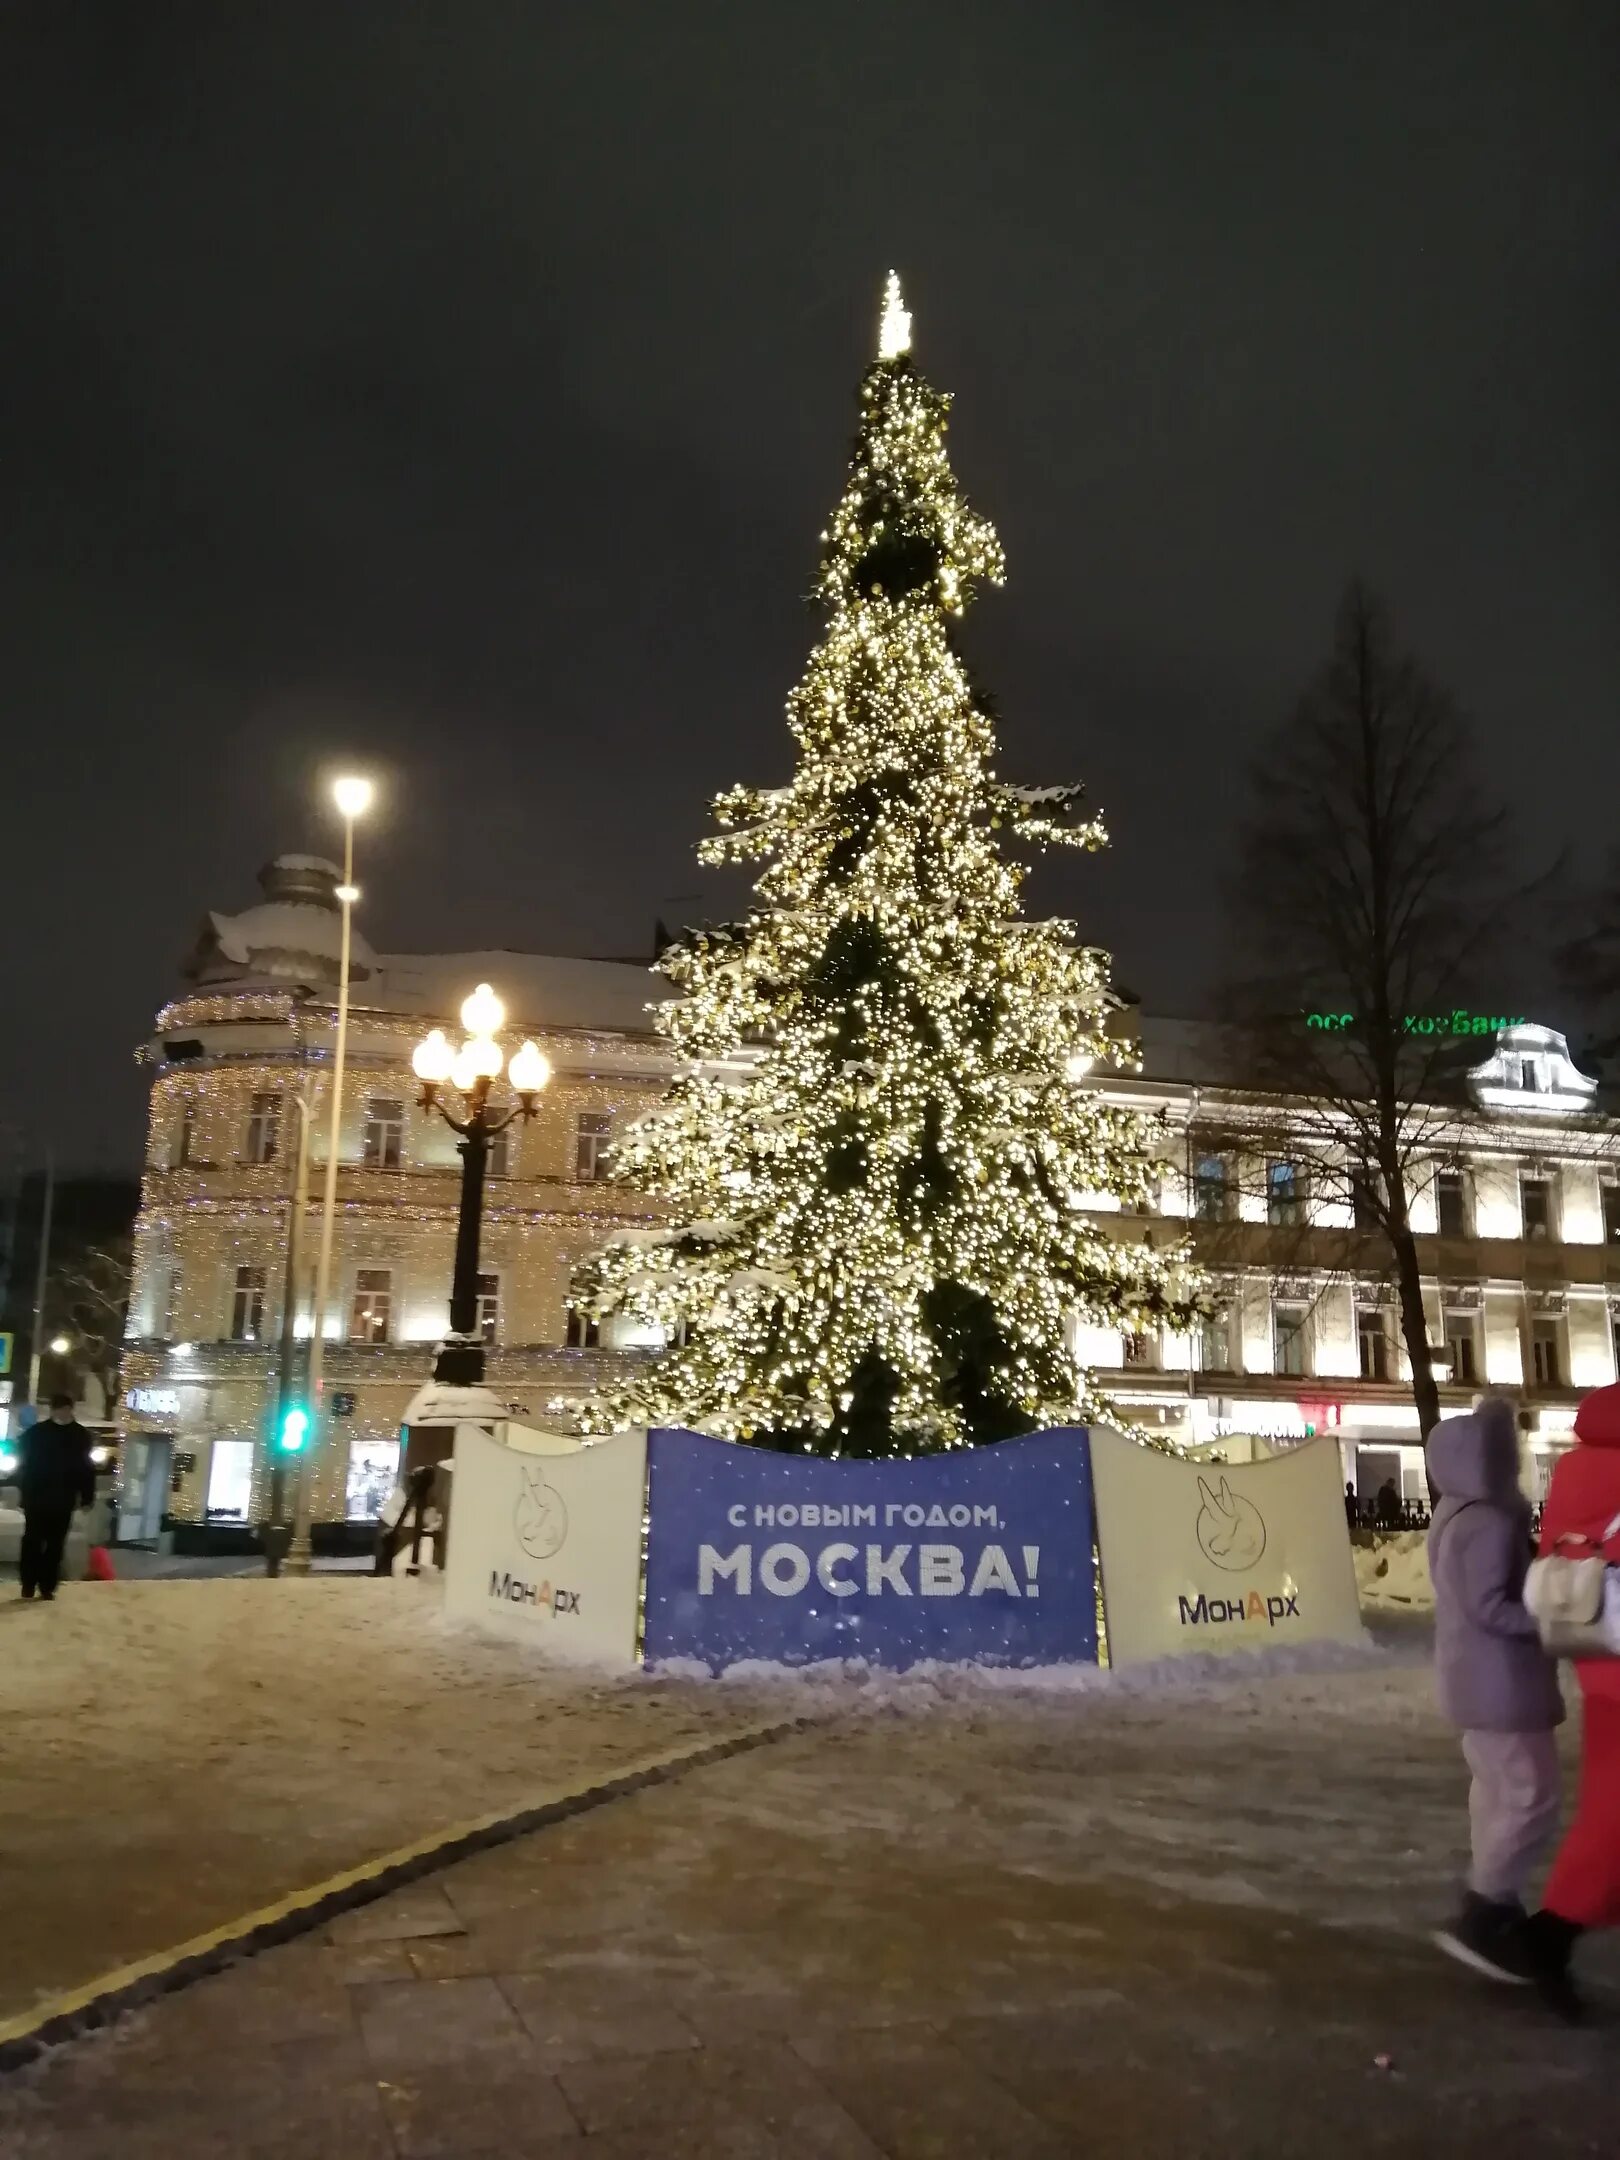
[1,1607,1613,2155]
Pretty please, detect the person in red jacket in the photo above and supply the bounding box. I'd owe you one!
[1528,1378,1620,2015]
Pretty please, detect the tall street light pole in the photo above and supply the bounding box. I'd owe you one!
[286,773,372,1578]
[412,987,551,1389]
[264,1086,313,1576]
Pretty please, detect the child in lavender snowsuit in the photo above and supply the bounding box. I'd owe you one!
[1428,1397,1564,1981]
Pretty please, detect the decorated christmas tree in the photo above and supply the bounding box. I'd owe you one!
[576,275,1196,1453]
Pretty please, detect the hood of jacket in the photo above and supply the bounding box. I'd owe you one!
[1428,1398,1523,1506]
[1574,1381,1620,1450]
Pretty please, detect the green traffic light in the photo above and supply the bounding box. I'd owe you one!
[278,1405,310,1454]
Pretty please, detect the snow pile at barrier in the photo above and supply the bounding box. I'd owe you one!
[1354,1531,1434,1609]
[643,1629,1399,1710]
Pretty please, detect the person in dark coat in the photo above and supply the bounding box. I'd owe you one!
[1376,1477,1402,1531]
[17,1395,97,1601]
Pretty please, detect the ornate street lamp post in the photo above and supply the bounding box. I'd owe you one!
[412,985,551,1387]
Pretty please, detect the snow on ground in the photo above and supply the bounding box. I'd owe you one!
[1354,1530,1435,1609]
[0,1578,798,2024]
[0,1575,1433,2030]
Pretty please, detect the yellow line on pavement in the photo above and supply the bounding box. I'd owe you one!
[0,1711,811,2070]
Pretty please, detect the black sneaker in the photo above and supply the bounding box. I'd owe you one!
[19,1587,35,1600]
[1432,1894,1533,1985]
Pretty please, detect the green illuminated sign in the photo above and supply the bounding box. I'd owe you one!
[1306,1011,1526,1039]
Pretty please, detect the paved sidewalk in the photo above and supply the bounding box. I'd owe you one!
[0,1657,1613,2158]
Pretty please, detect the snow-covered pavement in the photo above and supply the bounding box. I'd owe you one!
[0,1578,798,2025]
[0,1593,1614,2154]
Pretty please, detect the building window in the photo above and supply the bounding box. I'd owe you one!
[1531,1316,1563,1390]
[349,1268,393,1343]
[363,1098,405,1170]
[1521,1174,1554,1242]
[244,1090,281,1165]
[1444,1309,1478,1387]
[1350,1163,1382,1231]
[475,1272,501,1345]
[565,1307,601,1349]
[229,1265,266,1343]
[1193,1154,1232,1223]
[1273,1301,1308,1378]
[575,1111,613,1182]
[174,1101,196,1168]
[1267,1161,1304,1227]
[1522,1058,1540,1092]
[1436,1168,1470,1239]
[1196,1304,1234,1374]
[487,1125,512,1178]
[1603,1186,1620,1246]
[1357,1306,1392,1383]
[1122,1329,1156,1369]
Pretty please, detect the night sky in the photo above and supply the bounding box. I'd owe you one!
[4,5,1615,1170]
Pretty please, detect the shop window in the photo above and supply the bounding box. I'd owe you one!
[229,1265,266,1343]
[244,1091,281,1165]
[1436,1169,1470,1239]
[575,1111,613,1182]
[1273,1301,1308,1378]
[349,1268,393,1343]
[475,1272,501,1345]
[345,1439,401,1522]
[205,1438,254,1523]
[1357,1306,1392,1383]
[363,1097,405,1170]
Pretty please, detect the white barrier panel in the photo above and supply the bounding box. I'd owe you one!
[1091,1429,1363,1666]
[445,1423,647,1663]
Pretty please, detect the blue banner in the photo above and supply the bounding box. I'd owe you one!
[643,1427,1097,1671]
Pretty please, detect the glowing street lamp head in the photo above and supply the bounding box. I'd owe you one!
[507,1039,551,1095]
[332,774,374,820]
[49,1334,72,1356]
[334,883,360,906]
[411,1028,454,1084]
[460,982,505,1038]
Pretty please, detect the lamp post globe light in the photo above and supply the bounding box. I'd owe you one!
[413,987,551,1388]
[285,771,372,1579]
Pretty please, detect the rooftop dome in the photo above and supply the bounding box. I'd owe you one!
[183,853,377,990]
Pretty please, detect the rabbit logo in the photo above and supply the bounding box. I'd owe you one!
[1195,1474,1267,1573]
[514,1465,569,1561]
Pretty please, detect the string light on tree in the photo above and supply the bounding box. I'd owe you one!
[574,274,1200,1455]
